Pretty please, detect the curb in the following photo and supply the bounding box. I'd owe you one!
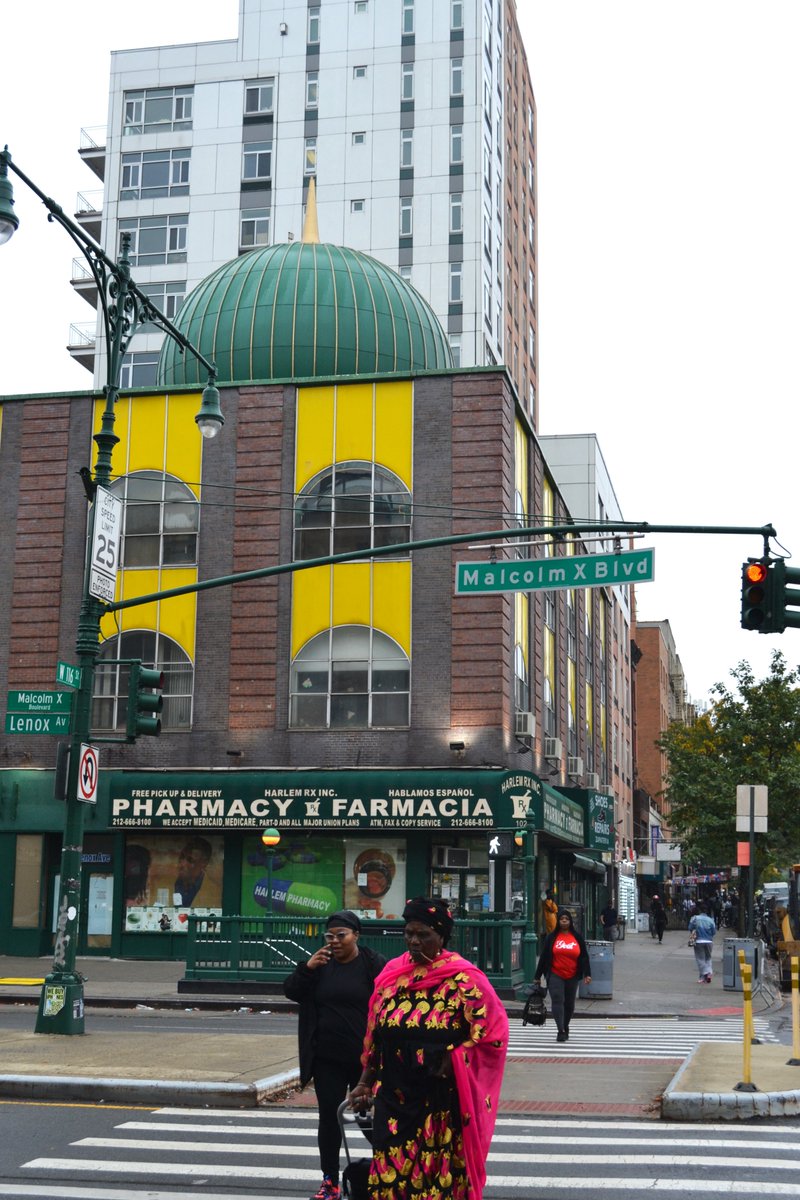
[0,1066,300,1109]
[661,1047,800,1121]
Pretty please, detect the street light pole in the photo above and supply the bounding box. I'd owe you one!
[0,145,225,1034]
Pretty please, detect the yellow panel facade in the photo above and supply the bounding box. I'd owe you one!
[292,566,332,657]
[331,563,372,628]
[128,394,167,470]
[296,386,335,490]
[166,393,203,496]
[372,562,411,655]
[335,384,373,462]
[375,381,412,485]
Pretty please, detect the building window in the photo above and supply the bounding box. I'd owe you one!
[242,140,272,181]
[306,71,319,108]
[354,0,368,10]
[307,5,321,44]
[245,78,275,115]
[451,0,464,31]
[400,129,414,168]
[399,264,412,282]
[529,324,535,361]
[120,352,159,389]
[399,197,413,237]
[351,198,365,213]
[402,0,414,34]
[449,262,463,304]
[401,64,414,102]
[123,86,193,135]
[450,192,463,234]
[353,65,367,79]
[352,131,366,145]
[109,471,199,569]
[304,137,317,176]
[451,58,463,97]
[449,335,461,367]
[483,139,491,190]
[138,281,186,326]
[483,210,491,258]
[240,207,270,249]
[290,627,410,730]
[450,124,463,164]
[119,215,188,267]
[93,631,193,733]
[294,462,411,560]
[120,148,190,201]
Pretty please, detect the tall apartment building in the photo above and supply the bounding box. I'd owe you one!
[73,0,537,426]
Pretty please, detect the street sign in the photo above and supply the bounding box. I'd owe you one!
[56,661,82,689]
[735,784,768,832]
[5,712,72,735]
[77,744,99,804]
[88,485,123,603]
[6,689,73,714]
[455,548,655,596]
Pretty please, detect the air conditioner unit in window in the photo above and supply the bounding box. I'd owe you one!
[586,772,600,790]
[543,737,562,763]
[514,710,535,739]
[567,756,584,778]
[435,847,470,869]
[601,784,615,798]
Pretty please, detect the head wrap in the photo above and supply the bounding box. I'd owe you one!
[325,909,361,933]
[402,896,454,944]
[556,907,576,930]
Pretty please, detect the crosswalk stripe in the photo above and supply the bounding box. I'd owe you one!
[486,1178,800,1195]
[0,1189,303,1200]
[24,1160,318,1181]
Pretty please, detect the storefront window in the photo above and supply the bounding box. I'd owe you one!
[124,834,223,933]
[12,834,43,927]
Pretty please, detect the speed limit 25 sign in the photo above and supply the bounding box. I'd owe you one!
[89,486,123,603]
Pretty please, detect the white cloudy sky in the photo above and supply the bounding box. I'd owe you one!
[1,1,798,703]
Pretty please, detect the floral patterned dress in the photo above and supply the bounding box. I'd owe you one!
[364,969,490,1200]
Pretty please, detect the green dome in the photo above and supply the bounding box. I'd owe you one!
[157,241,452,386]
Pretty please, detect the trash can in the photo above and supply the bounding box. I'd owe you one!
[722,937,761,991]
[578,940,613,998]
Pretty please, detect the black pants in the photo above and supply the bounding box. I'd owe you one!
[547,973,580,1034]
[312,1056,363,1182]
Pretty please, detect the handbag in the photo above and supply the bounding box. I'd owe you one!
[688,930,697,947]
[522,983,547,1027]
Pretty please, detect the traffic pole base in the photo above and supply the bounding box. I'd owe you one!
[786,1057,800,1066]
[733,1081,760,1092]
[34,975,85,1034]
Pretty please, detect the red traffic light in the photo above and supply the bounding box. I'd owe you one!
[744,562,768,586]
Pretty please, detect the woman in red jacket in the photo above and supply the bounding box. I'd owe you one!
[534,907,591,1042]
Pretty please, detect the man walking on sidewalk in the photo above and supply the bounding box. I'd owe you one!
[688,903,716,983]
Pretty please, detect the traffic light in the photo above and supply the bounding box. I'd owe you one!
[771,559,800,633]
[126,660,164,738]
[741,560,772,631]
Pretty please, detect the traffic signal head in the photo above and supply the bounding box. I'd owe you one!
[126,660,164,739]
[741,560,770,630]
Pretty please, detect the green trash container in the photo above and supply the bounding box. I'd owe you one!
[578,940,613,998]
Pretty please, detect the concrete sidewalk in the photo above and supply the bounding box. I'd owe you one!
[0,930,797,1119]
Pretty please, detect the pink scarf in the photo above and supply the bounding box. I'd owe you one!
[364,950,509,1200]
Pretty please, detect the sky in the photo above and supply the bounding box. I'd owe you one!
[1,1,798,705]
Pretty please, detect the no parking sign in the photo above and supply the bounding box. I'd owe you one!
[77,744,99,804]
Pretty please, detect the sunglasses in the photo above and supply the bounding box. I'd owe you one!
[325,930,353,942]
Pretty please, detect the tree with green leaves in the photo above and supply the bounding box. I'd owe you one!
[657,651,800,875]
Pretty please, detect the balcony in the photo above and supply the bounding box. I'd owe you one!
[75,190,103,242]
[79,126,106,181]
[70,258,97,308]
[67,322,96,374]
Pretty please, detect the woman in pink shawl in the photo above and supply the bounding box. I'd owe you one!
[348,897,508,1200]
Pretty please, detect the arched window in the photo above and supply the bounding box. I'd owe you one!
[290,627,409,729]
[110,471,198,568]
[92,631,194,731]
[294,463,411,560]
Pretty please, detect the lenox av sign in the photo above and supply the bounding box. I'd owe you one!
[455,548,655,595]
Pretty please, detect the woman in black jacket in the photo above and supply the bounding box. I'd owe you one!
[283,910,386,1200]
[534,907,591,1043]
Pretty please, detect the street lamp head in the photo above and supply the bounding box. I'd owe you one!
[195,375,224,439]
[0,149,19,246]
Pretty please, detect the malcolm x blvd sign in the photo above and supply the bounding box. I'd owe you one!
[455,548,655,595]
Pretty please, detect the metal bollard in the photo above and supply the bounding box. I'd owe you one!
[789,957,800,1067]
[734,962,759,1092]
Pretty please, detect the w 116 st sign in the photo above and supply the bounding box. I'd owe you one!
[455,548,655,596]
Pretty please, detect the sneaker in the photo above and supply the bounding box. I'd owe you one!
[705,975,712,983]
[564,1026,570,1040]
[310,1177,341,1200]
[556,1031,567,1043]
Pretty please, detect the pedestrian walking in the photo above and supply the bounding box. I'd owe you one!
[650,895,667,944]
[348,897,508,1200]
[688,903,716,983]
[534,907,591,1043]
[600,900,618,942]
[542,889,558,935]
[283,910,386,1200]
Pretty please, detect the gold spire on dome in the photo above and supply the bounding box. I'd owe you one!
[301,176,320,244]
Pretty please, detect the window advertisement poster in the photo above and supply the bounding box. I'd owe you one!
[124,834,223,932]
[240,835,343,919]
[343,840,407,919]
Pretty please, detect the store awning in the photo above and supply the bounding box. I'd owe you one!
[571,853,607,877]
